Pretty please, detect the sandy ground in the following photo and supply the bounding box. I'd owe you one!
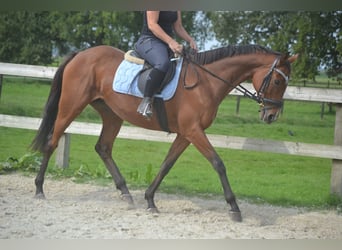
[0,173,341,239]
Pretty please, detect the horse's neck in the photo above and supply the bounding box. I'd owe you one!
[205,54,272,98]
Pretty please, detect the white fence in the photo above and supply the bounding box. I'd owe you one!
[1,62,342,196]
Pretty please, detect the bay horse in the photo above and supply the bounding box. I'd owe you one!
[31,44,297,222]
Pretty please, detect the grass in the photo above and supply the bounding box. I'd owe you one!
[0,76,341,209]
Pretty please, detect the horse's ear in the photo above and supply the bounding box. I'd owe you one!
[287,54,299,64]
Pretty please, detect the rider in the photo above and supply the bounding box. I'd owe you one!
[135,11,198,118]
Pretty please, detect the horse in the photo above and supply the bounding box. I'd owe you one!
[31,44,298,222]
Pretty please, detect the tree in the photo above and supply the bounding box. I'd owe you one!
[0,12,53,65]
[207,11,342,80]
[48,11,143,54]
[0,11,144,64]
[0,11,202,64]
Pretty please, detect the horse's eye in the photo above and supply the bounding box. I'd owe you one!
[274,79,281,85]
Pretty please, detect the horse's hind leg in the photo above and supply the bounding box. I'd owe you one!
[35,87,91,198]
[35,109,87,198]
[91,100,133,205]
[145,134,190,211]
[35,146,54,198]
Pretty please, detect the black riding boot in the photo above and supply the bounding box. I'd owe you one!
[137,69,166,118]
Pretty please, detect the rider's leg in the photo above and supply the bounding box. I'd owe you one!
[135,37,171,118]
[137,68,166,117]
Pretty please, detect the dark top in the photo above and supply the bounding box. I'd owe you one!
[141,11,178,38]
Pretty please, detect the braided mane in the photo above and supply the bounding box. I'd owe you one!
[191,44,281,65]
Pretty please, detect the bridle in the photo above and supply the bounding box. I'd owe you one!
[182,50,290,110]
[256,57,289,110]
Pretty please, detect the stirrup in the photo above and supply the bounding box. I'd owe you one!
[137,97,153,118]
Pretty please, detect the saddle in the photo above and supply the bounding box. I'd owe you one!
[124,50,177,94]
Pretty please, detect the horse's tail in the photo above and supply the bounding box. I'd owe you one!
[31,52,78,153]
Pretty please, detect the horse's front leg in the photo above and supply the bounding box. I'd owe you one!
[210,152,242,222]
[145,134,190,212]
[189,130,242,222]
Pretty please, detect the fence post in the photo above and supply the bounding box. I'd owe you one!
[320,102,325,120]
[235,96,241,115]
[331,104,342,197]
[56,133,71,168]
[0,74,3,99]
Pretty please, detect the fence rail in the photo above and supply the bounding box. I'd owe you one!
[1,114,341,160]
[1,62,342,102]
[1,62,342,197]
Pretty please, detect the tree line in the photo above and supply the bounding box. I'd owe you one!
[0,11,341,80]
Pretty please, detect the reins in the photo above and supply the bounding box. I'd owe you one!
[182,50,259,102]
[181,48,288,108]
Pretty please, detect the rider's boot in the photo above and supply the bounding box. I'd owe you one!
[137,69,166,118]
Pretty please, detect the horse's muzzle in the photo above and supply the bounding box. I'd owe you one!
[260,107,280,124]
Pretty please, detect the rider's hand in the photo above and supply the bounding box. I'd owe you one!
[188,38,198,52]
[168,39,183,55]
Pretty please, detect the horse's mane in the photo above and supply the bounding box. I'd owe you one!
[191,44,281,65]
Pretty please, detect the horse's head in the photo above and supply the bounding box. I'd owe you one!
[252,54,298,124]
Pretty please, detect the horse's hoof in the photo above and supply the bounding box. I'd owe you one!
[34,193,46,199]
[147,207,159,213]
[229,210,242,222]
[120,194,134,205]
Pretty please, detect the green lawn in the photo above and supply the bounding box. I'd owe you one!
[0,77,340,208]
